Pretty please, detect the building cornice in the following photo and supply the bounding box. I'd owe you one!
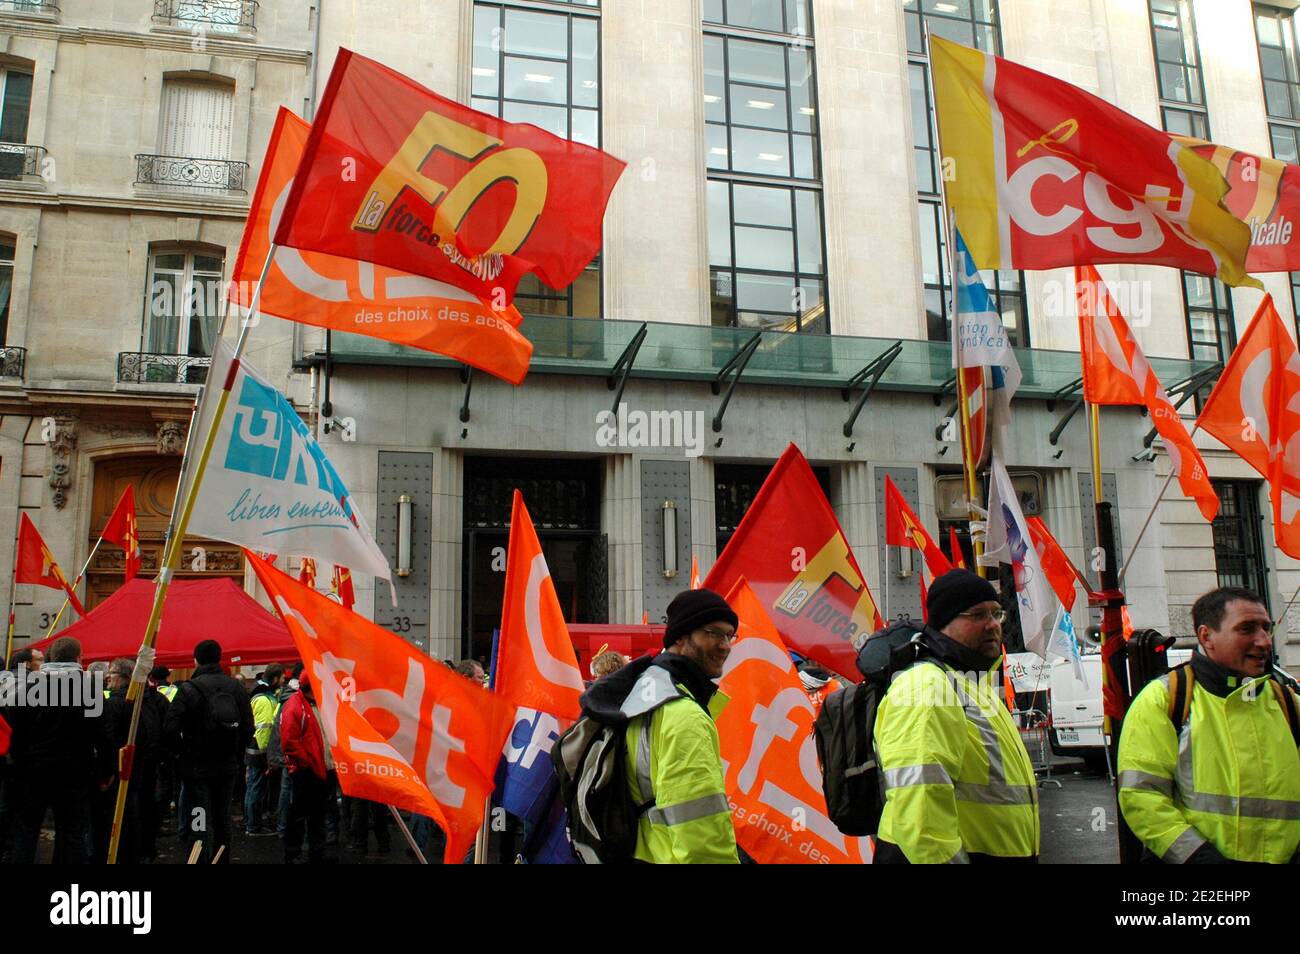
[0,23,311,64]
[0,189,249,217]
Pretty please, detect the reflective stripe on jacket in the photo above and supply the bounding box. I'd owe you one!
[622,665,739,864]
[1118,670,1300,863]
[874,659,1040,863]
[251,691,280,751]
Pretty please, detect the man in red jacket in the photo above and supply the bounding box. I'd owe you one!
[279,674,335,863]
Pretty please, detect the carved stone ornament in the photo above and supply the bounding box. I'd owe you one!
[47,415,77,510]
[157,420,187,456]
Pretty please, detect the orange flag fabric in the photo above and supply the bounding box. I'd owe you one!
[884,476,954,578]
[15,513,85,617]
[232,108,533,385]
[947,526,967,570]
[247,553,514,863]
[496,491,584,721]
[1077,265,1218,521]
[716,579,869,864]
[704,444,883,683]
[1025,517,1088,614]
[690,555,701,590]
[101,486,142,582]
[1198,295,1300,557]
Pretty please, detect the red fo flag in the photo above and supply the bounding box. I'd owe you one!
[1077,265,1218,521]
[15,513,85,617]
[298,558,317,589]
[1198,295,1300,557]
[883,475,953,579]
[274,50,625,308]
[331,565,355,611]
[248,553,514,864]
[496,491,584,721]
[704,444,883,682]
[101,486,142,582]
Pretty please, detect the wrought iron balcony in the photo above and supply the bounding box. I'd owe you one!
[0,143,47,182]
[117,352,211,385]
[135,154,248,192]
[0,0,59,14]
[0,346,25,378]
[153,0,256,32]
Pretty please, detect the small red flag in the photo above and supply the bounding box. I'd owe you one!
[331,565,355,611]
[298,558,317,589]
[884,476,953,578]
[947,526,967,570]
[274,50,626,308]
[0,712,10,756]
[15,513,85,617]
[1025,516,1089,614]
[101,486,142,582]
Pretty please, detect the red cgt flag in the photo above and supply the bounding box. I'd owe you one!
[1077,265,1218,521]
[1198,295,1300,557]
[704,444,882,682]
[883,475,953,579]
[274,51,625,308]
[101,486,142,582]
[15,513,85,617]
[248,553,514,864]
[232,109,533,385]
[496,491,584,721]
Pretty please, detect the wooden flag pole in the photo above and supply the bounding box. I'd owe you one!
[473,796,492,864]
[388,805,429,865]
[40,536,105,640]
[107,245,278,864]
[3,535,18,668]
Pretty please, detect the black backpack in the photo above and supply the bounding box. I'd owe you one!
[266,696,290,770]
[813,619,929,837]
[551,714,648,864]
[183,677,242,754]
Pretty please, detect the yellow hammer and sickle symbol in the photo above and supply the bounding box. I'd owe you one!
[1016,118,1098,172]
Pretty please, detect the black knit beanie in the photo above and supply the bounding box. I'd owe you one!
[663,588,739,647]
[926,568,999,632]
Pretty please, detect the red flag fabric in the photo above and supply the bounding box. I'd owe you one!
[101,486,142,582]
[331,565,355,611]
[947,526,967,570]
[298,558,317,589]
[496,491,584,721]
[690,555,701,590]
[232,108,533,385]
[884,476,954,579]
[0,712,9,756]
[248,553,513,864]
[274,51,625,308]
[931,36,1256,288]
[704,444,883,682]
[1025,517,1085,614]
[716,579,869,864]
[1077,265,1218,521]
[15,514,85,617]
[1001,655,1016,713]
[961,366,989,468]
[1198,295,1300,556]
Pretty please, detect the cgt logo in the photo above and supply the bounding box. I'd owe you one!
[50,885,151,934]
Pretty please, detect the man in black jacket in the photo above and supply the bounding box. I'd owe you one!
[0,636,111,863]
[163,639,253,864]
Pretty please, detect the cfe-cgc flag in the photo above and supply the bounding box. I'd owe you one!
[704,444,883,683]
[716,579,869,864]
[15,513,85,617]
[232,109,533,385]
[930,36,1258,289]
[274,50,626,308]
[1076,265,1218,522]
[1197,295,1300,557]
[183,338,392,589]
[953,229,1021,457]
[248,553,514,864]
[101,485,142,582]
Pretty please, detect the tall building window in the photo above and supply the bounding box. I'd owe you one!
[145,247,225,358]
[1184,271,1235,406]
[704,7,827,333]
[158,77,234,160]
[905,1,1026,347]
[1255,6,1300,338]
[1210,479,1270,604]
[0,64,32,180]
[1148,0,1209,138]
[0,235,13,344]
[472,1,601,318]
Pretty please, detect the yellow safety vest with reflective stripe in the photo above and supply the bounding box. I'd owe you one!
[1118,671,1300,863]
[623,666,738,864]
[251,691,281,751]
[159,685,178,702]
[874,659,1040,863]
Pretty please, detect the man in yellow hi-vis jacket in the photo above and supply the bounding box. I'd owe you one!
[1119,586,1300,864]
[873,569,1040,863]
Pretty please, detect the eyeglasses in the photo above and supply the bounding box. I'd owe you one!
[698,626,738,645]
[957,608,1007,625]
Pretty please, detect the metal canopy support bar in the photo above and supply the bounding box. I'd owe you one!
[932,373,956,407]
[934,400,959,441]
[841,341,903,438]
[605,322,648,417]
[458,365,474,424]
[1049,395,1086,446]
[711,331,762,434]
[1047,376,1083,413]
[1141,364,1221,448]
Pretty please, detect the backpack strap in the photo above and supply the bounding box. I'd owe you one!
[1268,679,1300,747]
[1166,663,1194,734]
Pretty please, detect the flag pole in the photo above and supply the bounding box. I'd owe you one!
[1274,580,1300,632]
[1116,432,1196,589]
[40,536,104,640]
[387,805,428,864]
[3,535,18,668]
[106,245,278,864]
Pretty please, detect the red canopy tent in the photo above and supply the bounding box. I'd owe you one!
[28,577,296,669]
